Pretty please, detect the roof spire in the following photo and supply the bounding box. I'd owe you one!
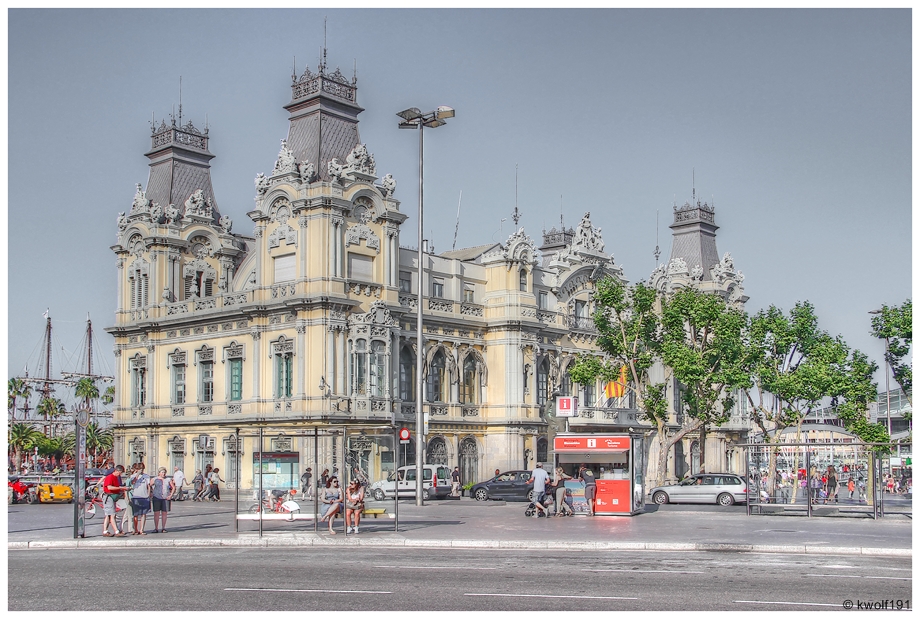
[654,209,661,263]
[692,167,695,204]
[322,16,328,73]
[178,76,182,126]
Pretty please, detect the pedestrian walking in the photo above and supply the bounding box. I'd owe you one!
[300,467,313,499]
[579,463,597,516]
[319,476,343,534]
[345,479,365,534]
[130,463,151,535]
[809,470,823,504]
[553,466,573,517]
[101,465,129,537]
[320,468,330,490]
[208,468,224,501]
[171,466,187,501]
[192,470,205,501]
[825,466,838,504]
[151,467,175,533]
[525,463,550,518]
[450,466,461,497]
[847,476,855,499]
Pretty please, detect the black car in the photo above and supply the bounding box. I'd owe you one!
[471,470,536,502]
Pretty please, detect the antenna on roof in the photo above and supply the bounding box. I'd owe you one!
[178,76,182,126]
[692,168,696,204]
[353,58,357,85]
[322,16,328,72]
[511,164,521,226]
[654,209,661,264]
[560,194,564,229]
[452,190,463,251]
[292,56,296,82]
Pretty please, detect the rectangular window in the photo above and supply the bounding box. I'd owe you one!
[369,342,386,397]
[273,254,296,283]
[399,271,412,293]
[275,353,293,398]
[132,367,146,407]
[575,300,587,317]
[585,381,596,407]
[172,364,186,404]
[348,254,374,281]
[537,368,548,406]
[229,359,243,401]
[519,269,528,291]
[463,285,474,303]
[538,291,548,310]
[200,361,214,403]
[432,279,444,298]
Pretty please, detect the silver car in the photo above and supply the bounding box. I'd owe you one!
[650,473,748,506]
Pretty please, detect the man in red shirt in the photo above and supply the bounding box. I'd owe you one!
[102,465,129,537]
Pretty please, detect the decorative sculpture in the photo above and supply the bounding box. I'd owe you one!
[254,173,270,195]
[298,160,316,184]
[328,158,345,183]
[131,184,149,213]
[164,203,180,225]
[381,173,397,197]
[219,215,233,233]
[272,139,297,175]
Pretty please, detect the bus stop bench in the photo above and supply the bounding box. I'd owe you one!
[362,508,392,519]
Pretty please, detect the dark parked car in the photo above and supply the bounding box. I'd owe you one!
[471,470,536,502]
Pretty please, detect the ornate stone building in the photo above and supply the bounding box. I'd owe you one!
[107,54,749,490]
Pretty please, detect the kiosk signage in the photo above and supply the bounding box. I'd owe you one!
[553,434,642,516]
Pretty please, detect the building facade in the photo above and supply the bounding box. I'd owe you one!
[107,54,749,490]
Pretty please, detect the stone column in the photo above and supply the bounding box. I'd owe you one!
[251,329,262,400]
[296,322,306,398]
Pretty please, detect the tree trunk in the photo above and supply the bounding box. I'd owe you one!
[698,426,707,473]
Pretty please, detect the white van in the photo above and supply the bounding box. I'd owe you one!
[368,464,452,501]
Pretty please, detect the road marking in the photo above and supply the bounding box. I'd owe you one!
[807,574,911,581]
[374,565,497,570]
[225,588,392,594]
[584,569,704,574]
[466,593,637,600]
[735,600,841,607]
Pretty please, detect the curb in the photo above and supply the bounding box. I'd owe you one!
[8,538,911,557]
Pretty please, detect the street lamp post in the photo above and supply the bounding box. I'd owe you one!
[397,105,455,507]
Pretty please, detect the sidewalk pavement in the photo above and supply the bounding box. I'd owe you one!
[8,497,912,557]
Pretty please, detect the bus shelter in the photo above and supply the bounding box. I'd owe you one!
[740,441,909,519]
[553,433,645,516]
[220,423,400,537]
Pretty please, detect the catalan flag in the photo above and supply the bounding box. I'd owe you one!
[604,365,628,399]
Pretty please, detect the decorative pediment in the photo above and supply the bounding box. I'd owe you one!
[484,228,539,267]
[345,222,380,252]
[127,256,149,277]
[182,256,216,281]
[268,223,297,249]
[350,300,399,327]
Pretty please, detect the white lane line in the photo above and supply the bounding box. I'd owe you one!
[226,588,392,594]
[466,593,637,600]
[807,574,912,581]
[735,600,841,607]
[584,569,704,574]
[374,565,497,570]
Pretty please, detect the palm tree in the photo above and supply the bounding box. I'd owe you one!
[75,377,99,405]
[35,397,65,423]
[85,423,114,465]
[101,385,115,407]
[8,377,32,421]
[9,423,43,471]
[37,436,66,468]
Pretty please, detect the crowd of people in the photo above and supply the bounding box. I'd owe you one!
[749,464,911,504]
[526,462,596,517]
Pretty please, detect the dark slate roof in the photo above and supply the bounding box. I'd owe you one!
[439,243,502,262]
[287,112,360,182]
[146,159,220,216]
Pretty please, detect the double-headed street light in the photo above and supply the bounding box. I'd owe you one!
[397,105,454,506]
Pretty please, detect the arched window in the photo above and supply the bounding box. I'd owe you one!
[519,268,528,292]
[352,339,367,395]
[560,367,572,397]
[427,437,448,465]
[536,437,548,464]
[459,437,478,488]
[537,358,549,405]
[426,350,447,403]
[399,347,415,401]
[460,356,478,405]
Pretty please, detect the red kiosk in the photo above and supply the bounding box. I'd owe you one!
[553,433,645,516]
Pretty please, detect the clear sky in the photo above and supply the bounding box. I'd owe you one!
[6,8,912,406]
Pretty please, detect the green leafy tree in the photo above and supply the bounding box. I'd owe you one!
[870,300,912,408]
[9,423,43,471]
[101,385,115,407]
[660,287,749,474]
[7,377,32,421]
[568,278,675,486]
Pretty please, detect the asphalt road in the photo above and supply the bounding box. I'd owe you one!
[8,547,912,611]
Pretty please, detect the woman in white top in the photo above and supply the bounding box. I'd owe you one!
[130,463,152,534]
[344,479,366,534]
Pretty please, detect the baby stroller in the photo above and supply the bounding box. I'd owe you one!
[524,492,555,518]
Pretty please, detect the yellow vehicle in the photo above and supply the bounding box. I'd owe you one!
[37,477,75,503]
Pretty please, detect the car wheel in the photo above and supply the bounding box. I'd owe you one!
[474,488,489,502]
[717,493,734,506]
[373,488,386,501]
[422,488,430,501]
[652,491,669,505]
[527,490,534,502]
[24,493,34,505]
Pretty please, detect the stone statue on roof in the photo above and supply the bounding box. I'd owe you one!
[381,174,397,197]
[572,212,604,252]
[255,173,270,195]
[131,184,149,213]
[272,139,297,176]
[298,160,316,184]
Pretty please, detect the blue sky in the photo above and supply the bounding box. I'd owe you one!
[6,8,912,404]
